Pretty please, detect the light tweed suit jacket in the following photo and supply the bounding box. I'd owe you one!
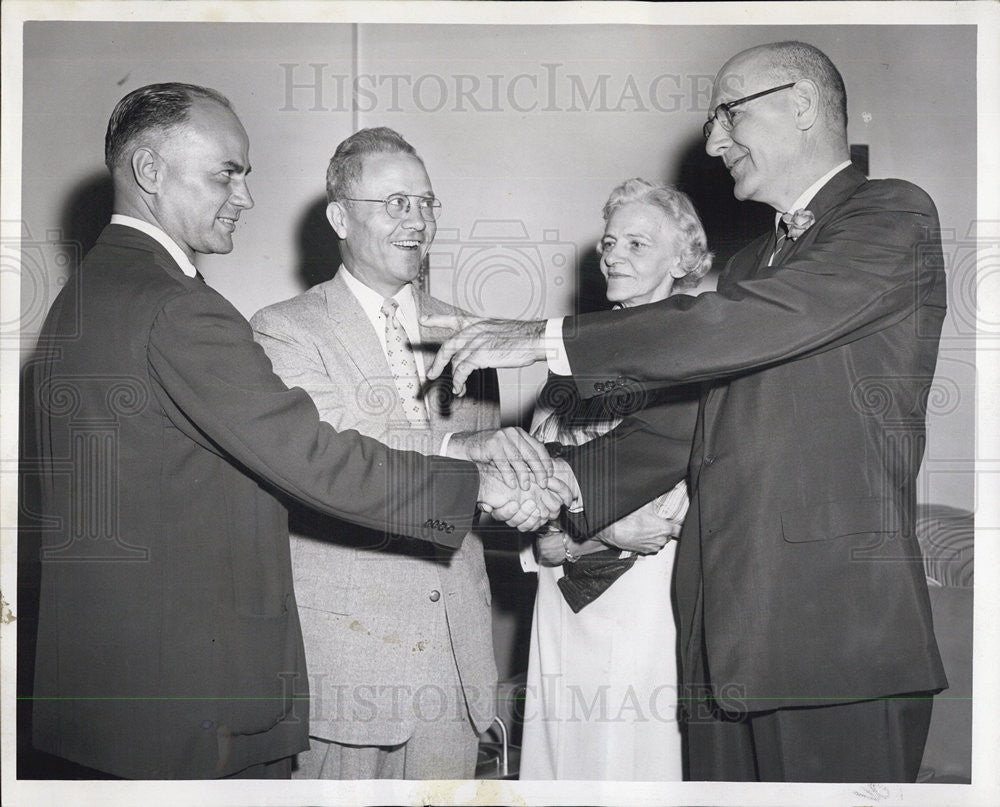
[251,271,499,746]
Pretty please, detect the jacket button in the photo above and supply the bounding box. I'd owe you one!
[429,590,441,602]
[595,382,605,392]
[704,455,715,465]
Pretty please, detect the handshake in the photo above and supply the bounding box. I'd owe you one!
[446,428,581,532]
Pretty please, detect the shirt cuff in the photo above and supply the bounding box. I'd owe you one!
[545,317,572,376]
[438,432,454,457]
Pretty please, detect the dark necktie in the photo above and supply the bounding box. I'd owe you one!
[770,219,791,265]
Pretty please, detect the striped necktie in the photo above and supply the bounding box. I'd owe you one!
[380,298,430,426]
[769,219,791,266]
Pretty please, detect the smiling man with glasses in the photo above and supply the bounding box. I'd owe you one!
[339,192,443,222]
[250,127,561,779]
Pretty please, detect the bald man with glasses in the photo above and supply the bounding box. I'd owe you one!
[424,42,948,782]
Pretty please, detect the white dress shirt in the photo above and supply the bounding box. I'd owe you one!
[109,214,198,278]
[338,265,460,453]
[339,265,426,380]
[775,160,851,231]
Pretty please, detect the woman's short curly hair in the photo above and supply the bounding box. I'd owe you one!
[602,179,713,286]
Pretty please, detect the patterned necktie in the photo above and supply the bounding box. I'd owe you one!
[770,220,791,265]
[380,298,430,426]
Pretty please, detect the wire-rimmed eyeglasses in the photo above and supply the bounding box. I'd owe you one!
[340,193,442,222]
[703,82,796,139]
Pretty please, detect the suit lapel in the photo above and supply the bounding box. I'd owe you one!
[322,272,411,423]
[772,164,868,267]
[803,163,868,221]
[320,278,487,435]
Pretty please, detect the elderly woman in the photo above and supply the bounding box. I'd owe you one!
[519,179,711,781]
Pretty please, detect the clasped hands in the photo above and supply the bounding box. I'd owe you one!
[446,427,580,532]
[424,313,575,529]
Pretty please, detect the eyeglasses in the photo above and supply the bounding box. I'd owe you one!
[340,193,442,222]
[703,82,796,139]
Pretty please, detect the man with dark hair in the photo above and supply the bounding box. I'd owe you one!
[426,41,948,782]
[251,126,517,780]
[29,84,569,779]
[103,82,233,169]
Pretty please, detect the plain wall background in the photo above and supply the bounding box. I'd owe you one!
[20,22,977,514]
[19,22,977,681]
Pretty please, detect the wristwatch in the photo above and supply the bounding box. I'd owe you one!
[562,533,581,563]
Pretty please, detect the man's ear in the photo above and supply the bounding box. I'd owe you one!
[131,147,162,194]
[326,201,349,239]
[791,79,821,131]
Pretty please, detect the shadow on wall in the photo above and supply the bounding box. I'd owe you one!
[60,172,115,261]
[295,194,341,290]
[669,135,773,271]
[572,247,614,318]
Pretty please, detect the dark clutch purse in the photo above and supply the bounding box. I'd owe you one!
[556,549,638,613]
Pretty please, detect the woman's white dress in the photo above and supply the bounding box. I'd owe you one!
[518,403,684,781]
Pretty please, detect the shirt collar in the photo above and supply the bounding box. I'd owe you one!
[109,214,198,278]
[339,264,419,333]
[776,160,852,228]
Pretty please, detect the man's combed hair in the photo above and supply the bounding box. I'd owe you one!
[602,178,713,286]
[326,127,420,203]
[104,82,232,170]
[759,41,848,128]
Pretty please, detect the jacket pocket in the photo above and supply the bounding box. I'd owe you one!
[289,535,356,615]
[781,496,899,543]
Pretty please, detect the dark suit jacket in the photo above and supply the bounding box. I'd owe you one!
[560,166,949,713]
[28,224,479,778]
